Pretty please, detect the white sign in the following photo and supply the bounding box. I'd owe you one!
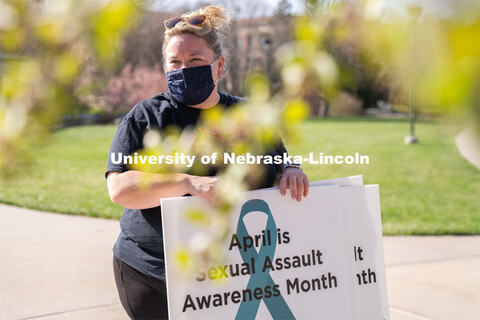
[161,176,389,319]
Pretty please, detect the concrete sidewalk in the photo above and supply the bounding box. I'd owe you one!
[1,204,479,320]
[384,237,480,320]
[456,127,480,170]
[0,204,127,320]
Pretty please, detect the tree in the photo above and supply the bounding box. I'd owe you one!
[304,0,336,15]
[121,10,173,71]
[219,0,271,96]
[271,0,294,90]
[283,1,479,127]
[0,0,142,176]
[101,64,167,114]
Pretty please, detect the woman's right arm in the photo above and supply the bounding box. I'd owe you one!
[107,171,218,210]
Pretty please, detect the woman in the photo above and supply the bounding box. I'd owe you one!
[106,5,309,319]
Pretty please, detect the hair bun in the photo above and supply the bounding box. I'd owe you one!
[197,5,231,33]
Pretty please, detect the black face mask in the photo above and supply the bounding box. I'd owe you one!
[166,61,218,106]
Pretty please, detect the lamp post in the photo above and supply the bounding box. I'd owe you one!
[260,35,272,79]
[404,4,423,144]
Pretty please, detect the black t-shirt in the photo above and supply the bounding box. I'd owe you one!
[106,91,286,280]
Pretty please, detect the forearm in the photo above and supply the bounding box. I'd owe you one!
[107,170,191,209]
[275,139,288,174]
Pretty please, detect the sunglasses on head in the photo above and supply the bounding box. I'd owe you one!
[164,14,210,30]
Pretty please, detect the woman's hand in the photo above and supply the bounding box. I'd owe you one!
[187,175,220,203]
[279,167,309,202]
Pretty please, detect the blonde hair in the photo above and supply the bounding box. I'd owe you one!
[162,5,231,66]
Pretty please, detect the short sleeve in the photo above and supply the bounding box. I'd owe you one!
[105,116,145,178]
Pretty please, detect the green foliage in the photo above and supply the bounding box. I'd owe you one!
[290,1,479,122]
[415,16,480,118]
[0,0,142,177]
[92,1,139,66]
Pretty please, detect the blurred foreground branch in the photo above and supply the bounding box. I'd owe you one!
[0,0,142,176]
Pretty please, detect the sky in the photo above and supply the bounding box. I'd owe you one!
[151,0,478,17]
[150,0,304,15]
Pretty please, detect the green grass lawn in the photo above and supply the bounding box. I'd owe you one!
[0,126,122,219]
[0,119,479,235]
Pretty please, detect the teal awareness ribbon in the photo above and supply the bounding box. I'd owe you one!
[235,199,295,320]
